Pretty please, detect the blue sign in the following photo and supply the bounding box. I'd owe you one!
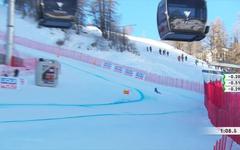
[1,78,17,84]
[103,62,112,69]
[135,72,145,80]
[0,77,18,89]
[114,66,123,73]
[125,69,133,76]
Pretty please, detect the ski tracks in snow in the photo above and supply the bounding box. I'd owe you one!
[0,62,199,124]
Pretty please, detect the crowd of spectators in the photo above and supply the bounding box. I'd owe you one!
[177,54,188,62]
[146,46,170,57]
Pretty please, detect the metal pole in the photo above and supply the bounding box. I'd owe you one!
[6,0,15,65]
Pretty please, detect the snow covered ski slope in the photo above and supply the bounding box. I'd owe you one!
[0,5,221,150]
[0,47,219,150]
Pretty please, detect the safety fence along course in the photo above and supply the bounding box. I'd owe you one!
[204,81,240,145]
[203,70,240,149]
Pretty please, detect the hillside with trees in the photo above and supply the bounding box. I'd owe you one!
[11,0,136,53]
[3,0,240,65]
[168,16,240,65]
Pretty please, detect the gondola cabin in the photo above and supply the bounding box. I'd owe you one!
[157,0,209,41]
[36,0,77,28]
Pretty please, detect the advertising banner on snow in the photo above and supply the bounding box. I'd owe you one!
[124,69,133,76]
[0,77,20,89]
[103,62,112,69]
[135,72,145,80]
[114,66,123,73]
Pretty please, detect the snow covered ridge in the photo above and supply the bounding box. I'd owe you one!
[0,31,204,93]
[82,26,102,37]
[0,4,208,93]
[0,5,206,83]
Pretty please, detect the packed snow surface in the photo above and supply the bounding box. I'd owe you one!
[0,5,220,150]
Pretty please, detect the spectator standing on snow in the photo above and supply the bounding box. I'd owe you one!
[14,69,19,77]
[166,51,169,56]
[185,56,188,61]
[181,54,184,62]
[195,60,199,65]
[149,46,152,52]
[159,49,162,55]
[178,56,181,62]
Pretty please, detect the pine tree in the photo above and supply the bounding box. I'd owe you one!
[105,0,118,39]
[230,14,240,64]
[15,0,37,18]
[202,18,228,62]
[76,0,87,34]
[90,1,99,27]
[204,18,227,51]
[232,14,240,50]
[90,0,118,39]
